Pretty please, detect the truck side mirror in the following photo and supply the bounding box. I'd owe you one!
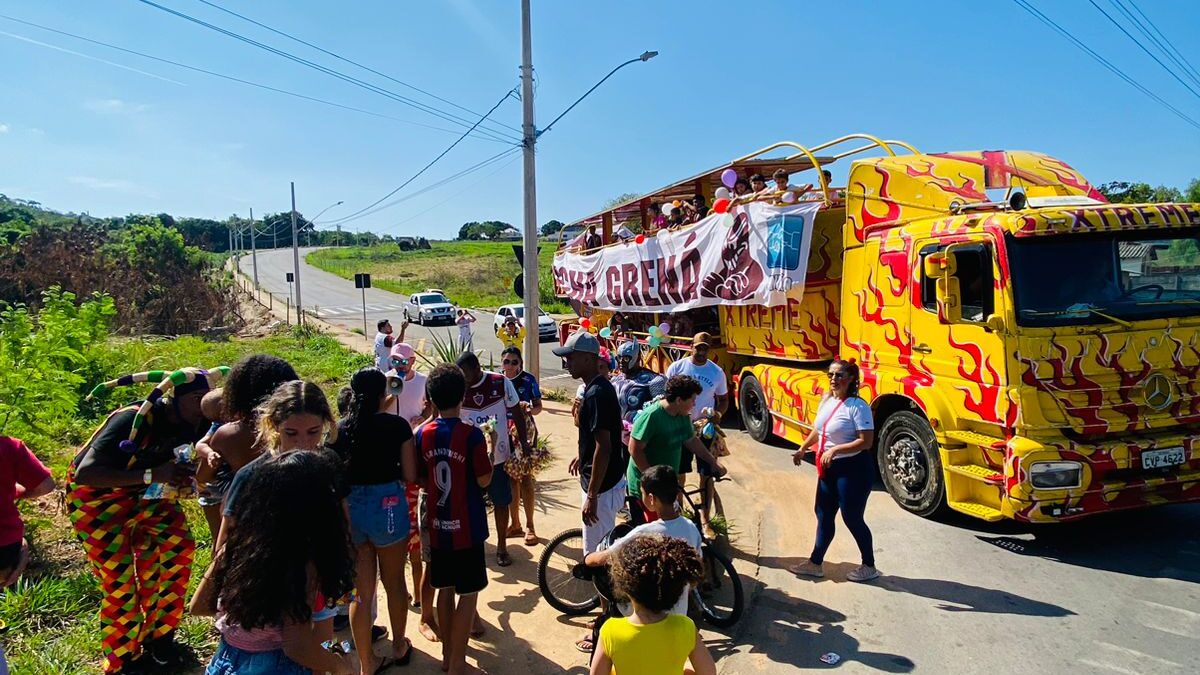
[925,248,963,324]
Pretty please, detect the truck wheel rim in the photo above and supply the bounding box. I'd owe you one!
[745,388,765,428]
[887,435,927,492]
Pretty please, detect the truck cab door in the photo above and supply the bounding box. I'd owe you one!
[912,236,1012,428]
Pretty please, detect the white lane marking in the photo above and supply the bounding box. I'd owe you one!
[1078,659,1139,675]
[1093,641,1183,670]
[1137,599,1200,637]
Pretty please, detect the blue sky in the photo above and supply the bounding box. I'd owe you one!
[1,0,1198,239]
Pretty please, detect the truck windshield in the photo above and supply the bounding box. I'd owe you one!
[1008,229,1200,327]
[418,294,447,304]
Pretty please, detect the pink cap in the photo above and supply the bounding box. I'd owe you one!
[390,342,415,360]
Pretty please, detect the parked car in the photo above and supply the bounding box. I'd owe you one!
[494,304,557,342]
[403,291,455,325]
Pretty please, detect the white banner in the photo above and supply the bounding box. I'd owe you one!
[552,201,819,312]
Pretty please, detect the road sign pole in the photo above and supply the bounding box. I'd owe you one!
[249,207,259,289]
[362,286,368,341]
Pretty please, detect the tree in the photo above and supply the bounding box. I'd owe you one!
[1097,182,1182,204]
[603,193,640,209]
[456,220,514,240]
[540,219,566,237]
[1186,178,1200,203]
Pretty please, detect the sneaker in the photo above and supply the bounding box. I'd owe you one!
[847,565,880,582]
[372,624,388,643]
[787,560,825,578]
[144,635,187,667]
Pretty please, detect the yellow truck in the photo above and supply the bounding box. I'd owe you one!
[552,133,1200,522]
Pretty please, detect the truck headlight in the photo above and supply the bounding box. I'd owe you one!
[1029,461,1082,489]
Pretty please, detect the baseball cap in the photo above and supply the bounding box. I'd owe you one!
[693,332,714,348]
[553,330,601,357]
[390,342,415,361]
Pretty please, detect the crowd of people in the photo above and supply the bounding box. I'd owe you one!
[0,312,881,675]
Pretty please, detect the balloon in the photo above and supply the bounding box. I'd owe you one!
[635,233,646,244]
[721,168,738,188]
[714,187,731,200]
[580,318,591,329]
[672,200,682,208]
[599,327,612,338]
[658,322,671,335]
[719,212,735,228]
[662,204,675,216]
[713,198,731,214]
[781,191,797,203]
[648,325,659,336]
[648,336,662,348]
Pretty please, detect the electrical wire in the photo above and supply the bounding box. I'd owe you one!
[1118,0,1200,88]
[1010,0,1200,131]
[1086,0,1200,101]
[379,147,520,234]
[193,0,524,138]
[0,14,511,142]
[133,0,519,144]
[325,87,519,226]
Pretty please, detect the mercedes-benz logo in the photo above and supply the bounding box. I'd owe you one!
[1140,373,1174,411]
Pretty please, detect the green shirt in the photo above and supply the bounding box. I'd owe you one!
[627,401,694,496]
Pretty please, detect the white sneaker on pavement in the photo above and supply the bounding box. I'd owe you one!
[847,565,880,582]
[787,560,824,578]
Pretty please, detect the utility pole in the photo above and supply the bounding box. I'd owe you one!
[249,207,259,289]
[228,225,233,257]
[290,182,303,326]
[520,0,540,378]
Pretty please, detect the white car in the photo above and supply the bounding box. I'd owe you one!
[403,291,455,326]
[494,304,557,342]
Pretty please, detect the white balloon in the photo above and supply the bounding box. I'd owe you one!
[781,191,797,203]
[714,187,731,200]
[662,204,675,216]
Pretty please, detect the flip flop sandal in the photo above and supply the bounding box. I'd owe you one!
[496,550,513,567]
[574,636,595,653]
[524,531,538,546]
[393,638,414,667]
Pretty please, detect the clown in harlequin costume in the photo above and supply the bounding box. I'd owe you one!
[67,367,228,674]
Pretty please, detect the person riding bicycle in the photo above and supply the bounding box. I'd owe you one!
[584,465,700,617]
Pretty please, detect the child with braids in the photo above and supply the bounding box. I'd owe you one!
[589,535,716,675]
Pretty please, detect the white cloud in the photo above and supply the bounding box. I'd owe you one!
[28,127,44,136]
[68,175,157,198]
[83,98,149,115]
[0,123,9,133]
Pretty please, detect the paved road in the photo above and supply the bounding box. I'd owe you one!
[718,428,1200,675]
[238,247,571,383]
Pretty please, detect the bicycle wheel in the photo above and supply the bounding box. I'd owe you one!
[537,528,600,616]
[693,545,744,628]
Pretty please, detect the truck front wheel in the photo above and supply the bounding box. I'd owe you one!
[738,375,772,443]
[876,411,948,518]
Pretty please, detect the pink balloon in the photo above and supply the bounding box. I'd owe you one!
[721,168,738,189]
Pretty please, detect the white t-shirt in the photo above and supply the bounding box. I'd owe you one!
[462,371,520,465]
[665,358,728,421]
[608,516,702,616]
[374,332,391,371]
[456,316,474,341]
[385,371,428,426]
[813,396,874,460]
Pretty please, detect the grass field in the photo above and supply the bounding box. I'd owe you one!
[306,241,571,313]
[6,326,370,674]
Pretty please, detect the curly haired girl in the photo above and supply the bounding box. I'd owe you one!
[589,534,715,675]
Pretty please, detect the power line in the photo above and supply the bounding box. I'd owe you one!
[0,14,511,141]
[194,0,524,138]
[1009,0,1200,131]
[332,146,521,227]
[1121,0,1200,88]
[374,147,522,235]
[1106,0,1200,89]
[1086,0,1200,101]
[133,0,519,144]
[326,87,519,226]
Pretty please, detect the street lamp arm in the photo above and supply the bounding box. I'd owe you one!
[536,51,657,139]
[309,200,345,225]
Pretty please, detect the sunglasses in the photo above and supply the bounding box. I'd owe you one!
[828,372,849,380]
[390,357,411,366]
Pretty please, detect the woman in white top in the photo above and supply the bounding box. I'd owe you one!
[789,359,879,582]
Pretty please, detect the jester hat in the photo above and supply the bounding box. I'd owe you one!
[87,366,230,443]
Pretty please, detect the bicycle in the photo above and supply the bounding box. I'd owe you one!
[536,477,744,628]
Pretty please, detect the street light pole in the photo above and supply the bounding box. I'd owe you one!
[520,0,540,378]
[290,182,303,326]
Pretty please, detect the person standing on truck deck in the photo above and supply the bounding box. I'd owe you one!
[664,333,729,536]
[733,177,752,198]
[749,173,769,196]
[789,358,880,583]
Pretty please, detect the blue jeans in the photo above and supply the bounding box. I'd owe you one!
[205,639,310,675]
[809,451,875,567]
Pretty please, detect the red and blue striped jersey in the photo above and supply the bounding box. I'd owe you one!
[416,417,491,551]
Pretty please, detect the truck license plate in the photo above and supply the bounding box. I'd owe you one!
[1141,447,1186,470]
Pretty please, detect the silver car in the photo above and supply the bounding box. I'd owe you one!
[403,292,455,326]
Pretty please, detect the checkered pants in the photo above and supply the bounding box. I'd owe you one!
[67,481,194,674]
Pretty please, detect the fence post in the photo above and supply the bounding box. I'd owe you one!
[286,297,291,325]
